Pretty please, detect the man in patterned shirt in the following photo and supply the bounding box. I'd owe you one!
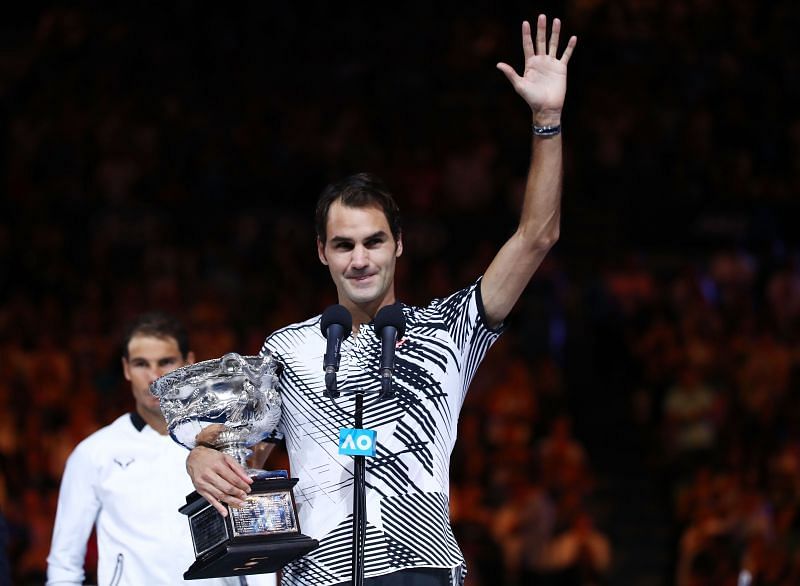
[186,15,577,586]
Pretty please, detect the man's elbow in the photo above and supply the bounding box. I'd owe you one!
[518,207,560,249]
[519,226,560,252]
[535,230,560,251]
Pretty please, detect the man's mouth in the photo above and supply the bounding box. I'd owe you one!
[349,273,375,283]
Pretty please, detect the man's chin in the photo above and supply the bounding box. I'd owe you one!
[144,399,164,415]
[343,284,380,305]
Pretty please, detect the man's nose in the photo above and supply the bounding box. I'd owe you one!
[351,245,368,267]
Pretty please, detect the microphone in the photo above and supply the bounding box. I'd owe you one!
[373,303,406,399]
[321,304,353,398]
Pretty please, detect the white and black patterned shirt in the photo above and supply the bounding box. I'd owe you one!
[260,280,502,586]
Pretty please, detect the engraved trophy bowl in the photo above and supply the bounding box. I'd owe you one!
[151,351,282,479]
[150,351,318,579]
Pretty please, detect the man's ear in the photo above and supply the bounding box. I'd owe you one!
[186,351,196,366]
[317,238,328,265]
[395,234,403,258]
[121,357,132,382]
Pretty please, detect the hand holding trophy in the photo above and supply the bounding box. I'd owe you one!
[151,352,318,580]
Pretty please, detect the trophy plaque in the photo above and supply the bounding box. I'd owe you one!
[151,352,318,579]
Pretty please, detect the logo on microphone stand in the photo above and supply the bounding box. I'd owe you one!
[339,428,377,456]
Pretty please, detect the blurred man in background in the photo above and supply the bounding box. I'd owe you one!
[46,311,275,586]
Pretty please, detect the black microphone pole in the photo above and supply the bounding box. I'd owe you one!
[352,393,365,586]
[346,304,406,586]
[348,304,407,586]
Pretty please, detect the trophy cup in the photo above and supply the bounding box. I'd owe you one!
[151,351,318,579]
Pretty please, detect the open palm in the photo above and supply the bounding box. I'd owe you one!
[497,15,577,116]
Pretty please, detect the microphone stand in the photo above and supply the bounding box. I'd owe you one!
[334,382,388,586]
[323,372,365,585]
[352,392,366,586]
[328,304,402,586]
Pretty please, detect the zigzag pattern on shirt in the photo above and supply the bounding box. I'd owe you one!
[381,492,464,567]
[301,516,394,579]
[281,554,340,586]
[260,281,501,586]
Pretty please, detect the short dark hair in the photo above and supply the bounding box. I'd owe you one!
[315,172,402,245]
[121,312,190,359]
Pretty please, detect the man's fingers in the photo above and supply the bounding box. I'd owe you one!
[496,63,521,89]
[560,36,578,64]
[521,20,534,61]
[201,489,231,517]
[212,476,250,501]
[187,445,251,494]
[548,18,561,56]
[535,14,547,55]
[216,488,247,509]
[198,473,249,509]
[222,453,254,486]
[199,464,250,498]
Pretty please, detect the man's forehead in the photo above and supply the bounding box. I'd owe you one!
[126,334,181,358]
[329,229,389,243]
[326,202,391,237]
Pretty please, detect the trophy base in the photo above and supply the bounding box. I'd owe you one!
[184,534,319,579]
[180,477,318,579]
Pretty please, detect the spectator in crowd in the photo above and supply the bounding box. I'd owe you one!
[662,363,723,482]
[539,510,612,585]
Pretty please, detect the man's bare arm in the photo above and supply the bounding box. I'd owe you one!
[482,15,577,328]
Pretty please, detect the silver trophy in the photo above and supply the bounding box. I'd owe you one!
[153,352,282,475]
[151,352,317,580]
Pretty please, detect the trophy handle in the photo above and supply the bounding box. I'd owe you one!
[220,352,245,374]
[221,351,275,388]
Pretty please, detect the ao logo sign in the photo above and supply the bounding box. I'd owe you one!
[338,428,377,456]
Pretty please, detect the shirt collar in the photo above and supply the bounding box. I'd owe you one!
[129,411,147,432]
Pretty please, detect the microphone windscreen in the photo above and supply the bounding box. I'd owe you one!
[320,304,353,338]
[374,303,406,339]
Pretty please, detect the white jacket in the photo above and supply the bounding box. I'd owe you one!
[46,414,275,586]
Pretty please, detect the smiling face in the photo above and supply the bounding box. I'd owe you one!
[317,200,403,320]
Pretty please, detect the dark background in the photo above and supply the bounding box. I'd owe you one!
[1,2,799,584]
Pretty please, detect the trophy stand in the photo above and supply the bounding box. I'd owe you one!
[179,476,318,579]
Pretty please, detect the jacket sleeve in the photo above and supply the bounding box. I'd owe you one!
[46,441,102,585]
